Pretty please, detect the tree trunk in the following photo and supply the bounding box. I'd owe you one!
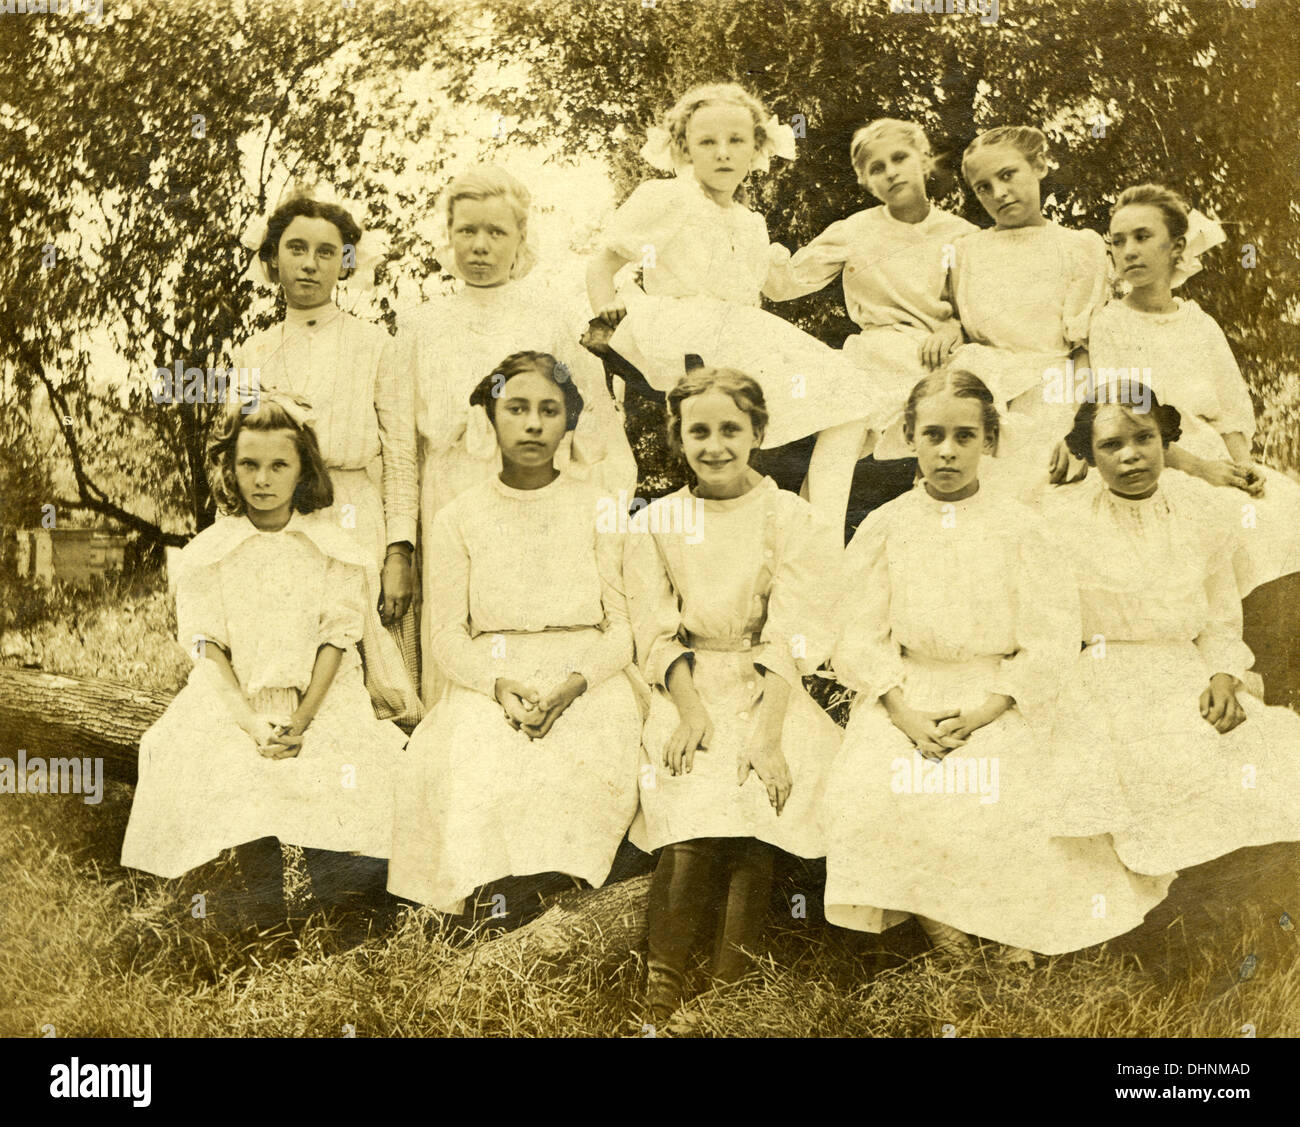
[0,667,164,783]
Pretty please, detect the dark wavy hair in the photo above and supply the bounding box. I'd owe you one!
[1065,383,1182,464]
[468,350,584,431]
[902,365,1000,453]
[665,367,769,462]
[258,196,363,284]
[207,398,334,516]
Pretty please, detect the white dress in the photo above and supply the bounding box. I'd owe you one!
[765,204,977,457]
[601,176,891,449]
[234,303,421,722]
[824,485,1173,954]
[1088,298,1300,592]
[387,474,642,914]
[400,275,638,706]
[120,514,405,879]
[1044,474,1300,875]
[950,222,1110,493]
[623,476,842,858]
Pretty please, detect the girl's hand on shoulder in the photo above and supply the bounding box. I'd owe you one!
[1236,462,1265,498]
[935,693,1014,745]
[665,702,712,777]
[1200,673,1247,733]
[1198,458,1255,493]
[919,322,963,371]
[495,678,542,733]
[379,550,414,625]
[593,301,628,328]
[1048,440,1088,484]
[738,726,792,815]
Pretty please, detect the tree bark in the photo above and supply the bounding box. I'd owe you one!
[0,667,165,783]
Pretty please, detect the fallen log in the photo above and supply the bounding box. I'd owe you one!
[0,666,164,783]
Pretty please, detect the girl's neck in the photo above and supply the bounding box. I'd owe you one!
[693,173,739,209]
[283,291,336,314]
[887,199,930,225]
[997,214,1048,231]
[1124,284,1178,315]
[499,463,559,490]
[693,466,760,501]
[924,478,980,503]
[246,504,293,532]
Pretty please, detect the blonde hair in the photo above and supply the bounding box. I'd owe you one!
[663,82,772,167]
[1112,183,1190,241]
[849,119,933,187]
[665,367,769,460]
[442,164,531,237]
[961,125,1049,184]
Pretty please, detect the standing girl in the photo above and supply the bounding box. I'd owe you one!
[120,395,405,931]
[1089,183,1300,595]
[1045,386,1300,873]
[403,165,635,706]
[623,368,843,1021]
[765,118,977,521]
[824,368,1171,961]
[238,186,420,724]
[950,125,1109,491]
[387,352,642,916]
[587,83,891,527]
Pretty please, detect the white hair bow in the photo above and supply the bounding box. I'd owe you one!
[1171,208,1226,290]
[239,181,391,291]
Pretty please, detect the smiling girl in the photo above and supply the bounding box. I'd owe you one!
[1044,385,1300,874]
[120,394,405,935]
[824,367,1170,963]
[587,83,889,526]
[623,367,843,1022]
[387,352,641,917]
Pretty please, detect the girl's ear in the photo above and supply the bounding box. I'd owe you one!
[1170,234,1187,265]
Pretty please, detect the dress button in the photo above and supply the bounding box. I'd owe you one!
[739,711,749,720]
[741,638,751,649]
[764,548,774,558]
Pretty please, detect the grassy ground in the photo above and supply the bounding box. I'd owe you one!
[2,571,1299,1037]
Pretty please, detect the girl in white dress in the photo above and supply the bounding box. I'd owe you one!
[765,119,977,522]
[237,188,420,724]
[1089,183,1300,594]
[1045,386,1300,875]
[387,352,642,916]
[586,83,891,527]
[950,126,1109,492]
[825,368,1172,960]
[402,165,636,706]
[120,394,405,930]
[622,368,844,1020]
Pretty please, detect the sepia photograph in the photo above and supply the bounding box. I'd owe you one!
[1,0,1297,1087]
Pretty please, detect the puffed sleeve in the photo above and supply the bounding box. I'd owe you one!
[761,216,853,302]
[1062,229,1109,347]
[572,529,635,690]
[602,179,681,263]
[987,516,1080,721]
[755,498,844,687]
[1198,313,1257,440]
[318,558,366,651]
[427,504,500,697]
[830,506,905,702]
[374,330,419,547]
[1194,531,1255,683]
[176,560,229,656]
[623,524,692,688]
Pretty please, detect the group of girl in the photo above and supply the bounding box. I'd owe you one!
[120,80,1300,1026]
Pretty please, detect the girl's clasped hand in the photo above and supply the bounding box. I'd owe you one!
[495,674,587,740]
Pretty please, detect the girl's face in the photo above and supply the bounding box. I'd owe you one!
[275,216,345,309]
[683,104,757,205]
[1090,404,1164,499]
[492,369,568,469]
[679,388,761,498]
[451,196,524,287]
[1109,203,1184,292]
[910,391,991,502]
[858,138,929,213]
[964,143,1046,229]
[235,428,302,524]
